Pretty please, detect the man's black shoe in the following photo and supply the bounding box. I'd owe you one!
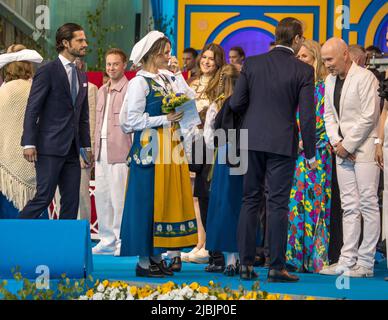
[268,269,299,282]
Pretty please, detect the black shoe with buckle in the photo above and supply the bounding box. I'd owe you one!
[152,260,174,276]
[168,257,182,272]
[135,263,165,278]
[239,265,259,280]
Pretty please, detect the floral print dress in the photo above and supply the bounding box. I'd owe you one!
[286,80,332,273]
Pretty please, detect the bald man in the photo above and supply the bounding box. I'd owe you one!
[320,38,381,278]
[349,45,367,68]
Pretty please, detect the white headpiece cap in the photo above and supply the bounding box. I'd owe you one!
[130,30,165,66]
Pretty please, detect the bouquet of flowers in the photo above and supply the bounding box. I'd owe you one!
[162,93,191,114]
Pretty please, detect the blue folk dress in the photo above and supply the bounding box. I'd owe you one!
[120,76,198,257]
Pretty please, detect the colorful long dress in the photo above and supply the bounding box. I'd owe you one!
[286,80,332,273]
[120,76,198,257]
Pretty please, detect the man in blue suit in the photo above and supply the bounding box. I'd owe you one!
[230,18,316,282]
[19,23,91,220]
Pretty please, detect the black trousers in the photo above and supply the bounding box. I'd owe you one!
[238,150,295,270]
[256,188,270,259]
[19,142,81,220]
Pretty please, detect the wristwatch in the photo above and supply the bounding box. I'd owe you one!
[374,138,382,145]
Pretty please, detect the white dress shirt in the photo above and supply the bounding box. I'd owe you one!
[101,93,111,139]
[58,54,79,94]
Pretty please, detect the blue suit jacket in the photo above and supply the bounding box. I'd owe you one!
[230,47,316,160]
[22,58,91,156]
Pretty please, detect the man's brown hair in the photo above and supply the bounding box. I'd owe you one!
[105,48,128,64]
[275,17,304,47]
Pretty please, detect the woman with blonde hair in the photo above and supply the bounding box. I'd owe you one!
[286,39,332,273]
[179,43,227,269]
[0,44,43,218]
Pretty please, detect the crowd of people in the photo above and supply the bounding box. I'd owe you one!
[0,17,387,283]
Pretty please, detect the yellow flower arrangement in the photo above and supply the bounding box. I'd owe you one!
[77,280,319,301]
[161,93,190,114]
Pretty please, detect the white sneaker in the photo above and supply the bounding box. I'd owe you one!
[92,244,115,255]
[189,248,209,264]
[114,247,121,257]
[319,263,350,276]
[343,265,374,278]
[181,247,200,262]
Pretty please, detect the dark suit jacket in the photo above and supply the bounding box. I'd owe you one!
[22,57,91,156]
[230,46,316,159]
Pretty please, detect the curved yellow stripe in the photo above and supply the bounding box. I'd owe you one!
[365,3,388,47]
[213,20,276,44]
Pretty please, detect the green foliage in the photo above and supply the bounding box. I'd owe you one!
[86,0,124,71]
[147,15,175,36]
[0,267,94,300]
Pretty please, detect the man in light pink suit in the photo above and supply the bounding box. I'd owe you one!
[93,48,132,255]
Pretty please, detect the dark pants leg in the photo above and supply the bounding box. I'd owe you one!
[19,155,65,219]
[19,143,81,220]
[238,151,266,266]
[266,153,295,270]
[238,151,294,270]
[58,143,81,220]
[256,189,270,259]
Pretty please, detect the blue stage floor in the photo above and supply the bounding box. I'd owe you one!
[90,255,388,300]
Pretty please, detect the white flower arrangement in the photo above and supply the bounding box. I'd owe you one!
[156,224,163,232]
[188,221,195,229]
[78,280,315,301]
[166,225,173,232]
[180,224,186,232]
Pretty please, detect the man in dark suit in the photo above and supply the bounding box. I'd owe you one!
[230,17,316,282]
[19,23,91,220]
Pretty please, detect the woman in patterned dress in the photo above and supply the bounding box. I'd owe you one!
[286,39,332,273]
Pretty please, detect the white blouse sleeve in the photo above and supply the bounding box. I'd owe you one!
[203,102,218,148]
[120,76,170,133]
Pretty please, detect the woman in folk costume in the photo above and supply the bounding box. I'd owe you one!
[203,64,243,276]
[0,45,43,218]
[182,43,227,267]
[286,40,332,273]
[119,31,198,278]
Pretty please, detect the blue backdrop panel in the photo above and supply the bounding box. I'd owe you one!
[0,220,93,279]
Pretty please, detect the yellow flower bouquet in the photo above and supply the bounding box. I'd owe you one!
[161,93,191,114]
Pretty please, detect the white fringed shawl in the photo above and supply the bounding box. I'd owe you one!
[0,79,36,210]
